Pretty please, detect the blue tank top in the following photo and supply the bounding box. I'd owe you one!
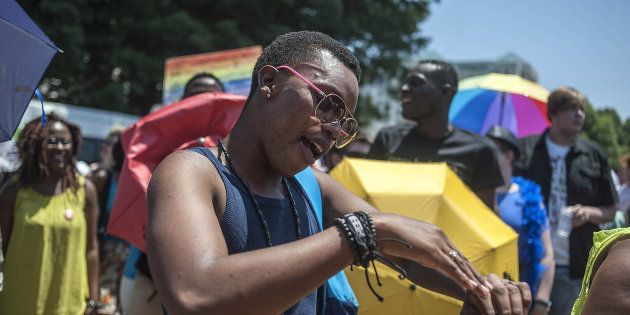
[190,147,320,314]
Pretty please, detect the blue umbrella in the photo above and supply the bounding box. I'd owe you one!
[0,0,61,141]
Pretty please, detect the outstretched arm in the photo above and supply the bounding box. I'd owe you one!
[147,151,354,314]
[314,169,487,299]
[315,169,532,314]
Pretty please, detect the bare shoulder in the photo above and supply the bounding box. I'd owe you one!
[148,149,226,217]
[150,149,220,191]
[146,149,230,267]
[595,237,630,278]
[582,238,630,314]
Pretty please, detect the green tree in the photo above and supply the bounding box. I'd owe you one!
[20,0,434,116]
[624,119,630,146]
[582,103,625,168]
[621,118,630,160]
[354,94,385,129]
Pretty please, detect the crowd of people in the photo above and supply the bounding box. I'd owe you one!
[0,30,629,315]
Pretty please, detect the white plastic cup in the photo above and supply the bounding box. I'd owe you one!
[557,207,573,238]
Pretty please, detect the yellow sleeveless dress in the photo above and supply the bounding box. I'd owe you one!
[0,177,89,315]
[571,227,630,314]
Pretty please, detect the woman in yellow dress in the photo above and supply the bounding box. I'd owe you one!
[0,113,100,314]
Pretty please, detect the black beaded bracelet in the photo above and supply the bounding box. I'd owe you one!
[335,211,414,302]
[334,213,369,267]
[335,217,355,254]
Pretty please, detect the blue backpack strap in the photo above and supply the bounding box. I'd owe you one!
[294,167,323,229]
[295,167,359,315]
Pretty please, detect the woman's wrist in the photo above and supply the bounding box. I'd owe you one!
[86,298,102,310]
[533,298,552,312]
[369,212,388,233]
[369,212,397,253]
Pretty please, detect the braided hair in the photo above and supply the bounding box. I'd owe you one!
[16,112,83,192]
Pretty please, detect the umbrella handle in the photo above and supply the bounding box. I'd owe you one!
[498,92,506,127]
[35,89,46,126]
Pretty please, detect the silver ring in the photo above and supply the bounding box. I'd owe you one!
[449,251,459,260]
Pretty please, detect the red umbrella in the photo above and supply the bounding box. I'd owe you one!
[108,92,246,251]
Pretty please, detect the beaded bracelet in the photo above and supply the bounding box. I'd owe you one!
[334,211,411,302]
[334,212,375,267]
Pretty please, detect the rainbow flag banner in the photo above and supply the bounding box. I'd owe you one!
[162,46,262,105]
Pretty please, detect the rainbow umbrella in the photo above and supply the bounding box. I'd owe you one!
[449,73,550,138]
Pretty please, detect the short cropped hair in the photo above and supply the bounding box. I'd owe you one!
[547,86,586,120]
[247,31,361,103]
[412,60,459,91]
[182,72,225,98]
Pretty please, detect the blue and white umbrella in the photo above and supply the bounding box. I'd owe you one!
[0,0,61,141]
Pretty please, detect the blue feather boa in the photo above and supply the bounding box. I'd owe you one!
[512,176,547,298]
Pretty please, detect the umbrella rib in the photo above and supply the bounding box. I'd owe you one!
[0,17,61,52]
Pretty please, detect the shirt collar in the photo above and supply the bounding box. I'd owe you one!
[540,128,587,154]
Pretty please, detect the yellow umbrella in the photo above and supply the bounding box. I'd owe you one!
[330,158,519,314]
[458,72,549,102]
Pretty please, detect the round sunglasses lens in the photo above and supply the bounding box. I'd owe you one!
[316,95,345,123]
[336,119,358,148]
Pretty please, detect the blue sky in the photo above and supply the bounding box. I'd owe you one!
[422,0,630,120]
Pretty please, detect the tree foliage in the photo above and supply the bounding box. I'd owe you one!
[354,94,385,129]
[20,0,433,115]
[582,102,630,169]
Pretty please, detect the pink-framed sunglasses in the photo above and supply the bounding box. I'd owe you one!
[274,65,358,148]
